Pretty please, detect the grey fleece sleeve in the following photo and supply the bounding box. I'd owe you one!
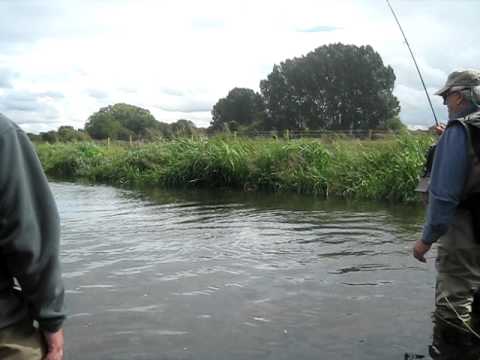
[0,126,65,332]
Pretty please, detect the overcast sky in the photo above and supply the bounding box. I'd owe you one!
[0,0,478,133]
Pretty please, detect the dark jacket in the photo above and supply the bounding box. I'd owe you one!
[0,114,65,332]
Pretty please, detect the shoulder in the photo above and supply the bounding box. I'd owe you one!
[0,113,20,137]
[442,121,468,141]
[463,110,480,121]
[462,111,480,131]
[436,121,468,155]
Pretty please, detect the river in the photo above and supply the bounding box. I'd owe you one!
[54,182,435,360]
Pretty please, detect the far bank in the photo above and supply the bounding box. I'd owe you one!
[35,135,433,203]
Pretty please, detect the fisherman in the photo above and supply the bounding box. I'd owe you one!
[0,113,65,359]
[413,69,480,358]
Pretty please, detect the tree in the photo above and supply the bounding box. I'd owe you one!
[384,115,407,132]
[57,126,91,142]
[170,119,197,137]
[57,126,76,142]
[27,133,41,142]
[155,121,173,139]
[85,103,159,140]
[210,88,266,131]
[41,131,58,143]
[260,43,400,131]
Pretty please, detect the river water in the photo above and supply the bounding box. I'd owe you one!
[54,182,436,360]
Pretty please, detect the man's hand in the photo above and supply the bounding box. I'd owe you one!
[435,123,446,136]
[413,239,431,263]
[43,328,64,360]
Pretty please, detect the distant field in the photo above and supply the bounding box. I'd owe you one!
[36,134,434,202]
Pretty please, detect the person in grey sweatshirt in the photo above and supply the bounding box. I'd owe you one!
[0,114,65,360]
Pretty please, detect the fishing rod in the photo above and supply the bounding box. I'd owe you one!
[386,0,439,126]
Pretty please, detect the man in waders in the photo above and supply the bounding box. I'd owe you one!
[414,69,480,359]
[0,114,65,359]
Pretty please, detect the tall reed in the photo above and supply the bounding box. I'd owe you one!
[36,134,434,202]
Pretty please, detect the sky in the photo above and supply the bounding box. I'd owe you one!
[0,0,478,133]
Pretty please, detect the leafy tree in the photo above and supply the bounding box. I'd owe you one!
[384,115,407,132]
[57,126,91,142]
[31,127,91,143]
[170,119,197,137]
[210,88,266,131]
[156,121,173,139]
[27,133,41,142]
[85,103,159,140]
[57,126,76,142]
[41,131,58,143]
[260,43,400,131]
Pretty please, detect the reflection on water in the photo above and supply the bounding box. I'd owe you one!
[53,182,435,360]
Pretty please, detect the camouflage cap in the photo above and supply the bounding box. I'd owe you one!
[435,69,480,96]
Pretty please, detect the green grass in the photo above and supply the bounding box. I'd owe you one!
[36,134,434,202]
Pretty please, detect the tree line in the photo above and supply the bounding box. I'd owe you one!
[28,103,201,143]
[29,43,404,143]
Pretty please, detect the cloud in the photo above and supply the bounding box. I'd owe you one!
[0,0,478,132]
[0,90,60,128]
[0,0,129,49]
[150,109,212,128]
[39,91,65,99]
[394,84,446,126]
[298,25,341,33]
[161,88,185,97]
[154,101,212,114]
[0,92,40,112]
[191,17,225,30]
[3,107,59,126]
[0,90,64,111]
[0,79,10,88]
[0,2,56,46]
[86,88,109,100]
[0,68,17,88]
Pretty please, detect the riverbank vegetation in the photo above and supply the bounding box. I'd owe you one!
[36,134,433,203]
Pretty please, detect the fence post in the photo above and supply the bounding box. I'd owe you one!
[233,131,237,139]
[107,137,110,147]
[368,129,373,140]
[284,129,290,141]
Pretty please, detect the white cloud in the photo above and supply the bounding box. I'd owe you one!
[0,0,477,132]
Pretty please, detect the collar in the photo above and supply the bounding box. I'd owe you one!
[450,103,479,121]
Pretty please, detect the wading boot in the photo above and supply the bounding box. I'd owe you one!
[431,319,473,359]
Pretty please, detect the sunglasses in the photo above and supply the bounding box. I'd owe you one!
[442,91,460,105]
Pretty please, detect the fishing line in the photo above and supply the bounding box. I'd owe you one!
[386,0,439,126]
[435,312,471,335]
[442,293,480,340]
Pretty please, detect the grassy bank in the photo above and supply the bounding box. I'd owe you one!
[36,135,434,202]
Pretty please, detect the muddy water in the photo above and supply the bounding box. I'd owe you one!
[54,182,435,360]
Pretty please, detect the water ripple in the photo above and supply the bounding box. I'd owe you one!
[51,182,429,360]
